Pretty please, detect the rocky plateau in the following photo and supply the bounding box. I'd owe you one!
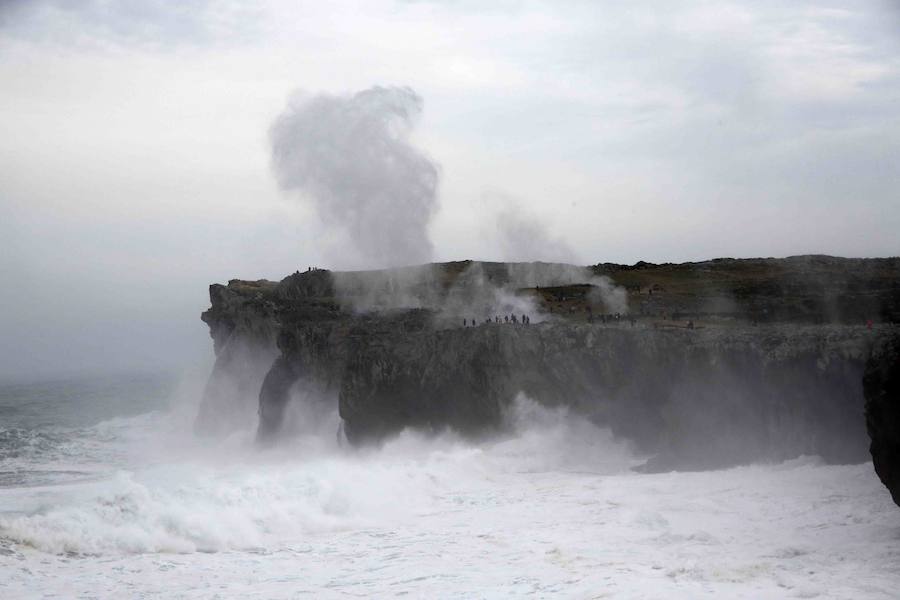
[197,256,900,500]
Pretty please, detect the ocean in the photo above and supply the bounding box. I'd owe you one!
[0,371,898,599]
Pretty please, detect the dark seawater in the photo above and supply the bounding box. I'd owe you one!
[0,372,177,488]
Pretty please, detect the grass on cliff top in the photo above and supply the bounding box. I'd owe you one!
[592,256,900,296]
[226,279,279,296]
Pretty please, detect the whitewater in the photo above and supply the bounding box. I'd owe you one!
[1,372,898,599]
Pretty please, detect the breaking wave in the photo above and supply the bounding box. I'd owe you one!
[0,396,636,555]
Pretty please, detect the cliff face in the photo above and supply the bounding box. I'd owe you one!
[338,323,878,471]
[196,280,280,436]
[198,258,900,479]
[864,336,900,505]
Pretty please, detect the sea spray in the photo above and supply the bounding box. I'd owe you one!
[0,394,636,555]
[0,379,897,598]
[270,86,440,269]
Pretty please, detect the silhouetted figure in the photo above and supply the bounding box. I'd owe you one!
[504,315,509,323]
[687,320,694,330]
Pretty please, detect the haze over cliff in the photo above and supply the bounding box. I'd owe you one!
[197,256,900,481]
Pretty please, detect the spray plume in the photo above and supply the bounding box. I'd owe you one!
[270,85,439,268]
[496,205,577,265]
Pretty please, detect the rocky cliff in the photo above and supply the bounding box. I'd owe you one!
[864,335,900,505]
[339,322,884,471]
[198,258,900,481]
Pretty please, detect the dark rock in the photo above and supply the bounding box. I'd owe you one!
[864,333,900,506]
[336,322,878,469]
[197,259,900,476]
[258,356,304,440]
[196,280,280,436]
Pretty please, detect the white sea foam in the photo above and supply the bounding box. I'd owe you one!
[0,397,621,555]
[1,395,899,598]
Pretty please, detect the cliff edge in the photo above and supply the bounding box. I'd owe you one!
[197,257,900,495]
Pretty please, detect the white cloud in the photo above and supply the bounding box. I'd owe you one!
[0,0,898,376]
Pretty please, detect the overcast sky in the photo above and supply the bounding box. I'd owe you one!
[1,0,898,378]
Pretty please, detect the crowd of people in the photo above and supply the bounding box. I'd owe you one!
[463,314,531,327]
[461,311,641,328]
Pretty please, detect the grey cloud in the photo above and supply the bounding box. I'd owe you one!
[0,0,260,48]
